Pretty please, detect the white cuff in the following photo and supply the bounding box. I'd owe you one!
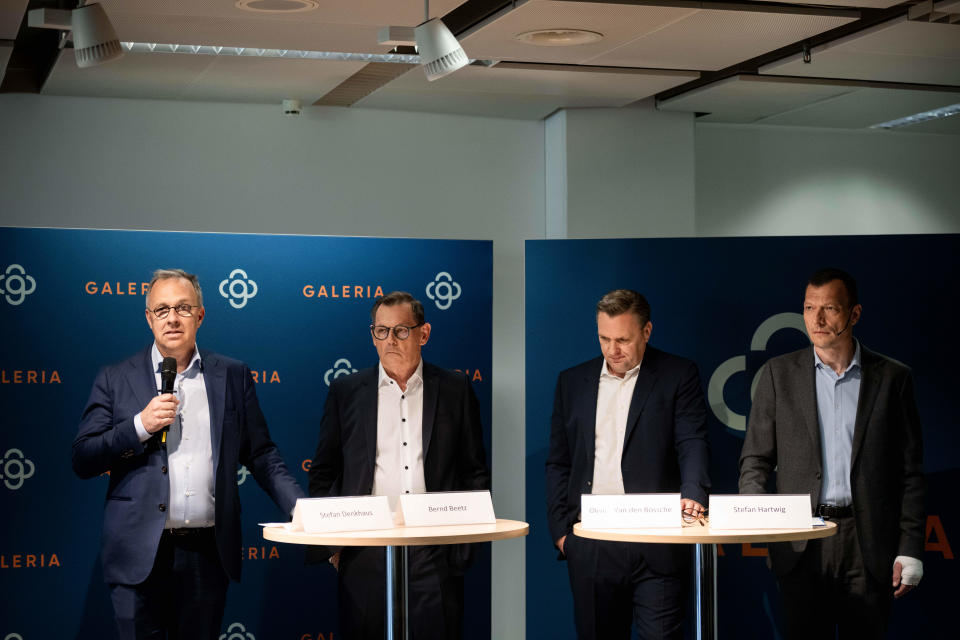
[133,413,152,443]
[895,555,923,586]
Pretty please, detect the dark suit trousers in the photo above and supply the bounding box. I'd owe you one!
[777,515,892,640]
[109,529,229,640]
[338,545,464,640]
[565,535,686,640]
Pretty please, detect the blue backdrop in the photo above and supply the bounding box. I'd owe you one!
[525,235,958,639]
[0,227,492,640]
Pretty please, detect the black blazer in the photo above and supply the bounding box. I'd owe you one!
[739,345,925,581]
[545,347,711,574]
[309,361,491,565]
[73,347,304,584]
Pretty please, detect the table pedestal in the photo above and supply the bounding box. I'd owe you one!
[694,543,717,640]
[386,545,410,640]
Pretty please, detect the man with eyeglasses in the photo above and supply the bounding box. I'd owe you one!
[739,268,924,638]
[73,268,304,640]
[310,291,490,640]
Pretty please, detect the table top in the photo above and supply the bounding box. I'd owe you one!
[573,520,837,544]
[263,518,529,547]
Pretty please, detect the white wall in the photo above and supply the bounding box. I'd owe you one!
[695,123,960,236]
[0,92,544,639]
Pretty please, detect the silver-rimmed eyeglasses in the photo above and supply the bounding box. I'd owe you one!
[149,303,199,319]
[370,323,424,341]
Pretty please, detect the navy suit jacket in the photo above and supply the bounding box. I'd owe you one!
[73,346,304,585]
[309,361,491,568]
[545,347,711,574]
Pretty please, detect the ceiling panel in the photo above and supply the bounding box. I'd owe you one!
[1,0,28,40]
[462,1,854,70]
[358,62,698,119]
[590,8,857,71]
[762,0,900,7]
[658,75,860,122]
[756,87,960,131]
[461,1,702,65]
[762,17,960,86]
[42,50,366,103]
[98,0,467,52]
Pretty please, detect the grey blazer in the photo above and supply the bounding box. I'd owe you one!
[739,344,924,582]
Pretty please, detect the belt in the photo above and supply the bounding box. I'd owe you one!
[815,504,853,519]
[164,527,214,536]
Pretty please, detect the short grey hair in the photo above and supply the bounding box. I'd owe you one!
[146,269,203,306]
[596,289,651,326]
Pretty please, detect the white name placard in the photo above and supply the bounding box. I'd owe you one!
[396,491,496,527]
[709,494,811,529]
[292,496,394,534]
[580,494,680,529]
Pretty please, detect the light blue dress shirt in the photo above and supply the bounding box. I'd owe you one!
[134,343,215,528]
[814,340,861,507]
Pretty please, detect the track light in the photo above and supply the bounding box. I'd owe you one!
[28,2,123,68]
[414,18,468,81]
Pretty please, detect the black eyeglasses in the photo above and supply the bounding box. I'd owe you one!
[370,323,424,341]
[149,303,199,319]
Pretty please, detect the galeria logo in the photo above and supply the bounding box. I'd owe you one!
[219,269,258,309]
[324,358,357,386]
[707,312,808,432]
[237,465,250,486]
[5,633,24,640]
[425,271,461,310]
[0,264,36,306]
[1,449,35,490]
[219,623,255,640]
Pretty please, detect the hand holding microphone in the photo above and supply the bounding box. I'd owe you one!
[139,357,179,435]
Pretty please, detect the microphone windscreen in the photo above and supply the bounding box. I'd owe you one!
[160,357,177,394]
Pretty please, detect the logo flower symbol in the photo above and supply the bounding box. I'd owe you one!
[0,264,37,306]
[324,358,357,386]
[219,622,255,640]
[425,271,462,310]
[219,269,259,309]
[0,449,36,490]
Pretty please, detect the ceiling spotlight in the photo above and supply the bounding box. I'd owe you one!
[412,0,468,82]
[72,3,124,68]
[28,2,123,68]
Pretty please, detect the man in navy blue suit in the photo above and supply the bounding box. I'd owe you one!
[73,268,304,640]
[546,289,710,640]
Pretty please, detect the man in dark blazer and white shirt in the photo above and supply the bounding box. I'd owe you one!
[309,291,490,640]
[73,269,304,640]
[739,267,925,638]
[546,289,710,640]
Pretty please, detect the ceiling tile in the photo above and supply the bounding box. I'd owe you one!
[1,0,28,40]
[359,62,698,119]
[762,17,960,86]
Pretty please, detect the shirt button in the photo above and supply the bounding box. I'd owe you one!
[161,466,168,474]
[405,491,410,494]
[404,466,409,470]
[159,503,167,512]
[402,395,405,400]
[402,418,406,422]
[403,442,407,446]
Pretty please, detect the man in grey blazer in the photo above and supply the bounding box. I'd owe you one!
[739,267,924,639]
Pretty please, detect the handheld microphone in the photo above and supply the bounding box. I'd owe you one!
[159,357,177,443]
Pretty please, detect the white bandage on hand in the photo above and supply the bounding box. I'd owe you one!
[895,555,923,586]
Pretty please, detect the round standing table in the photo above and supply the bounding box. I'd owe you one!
[264,519,529,640]
[573,521,837,640]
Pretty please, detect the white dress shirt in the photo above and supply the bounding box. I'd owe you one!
[592,359,642,495]
[372,360,427,512]
[135,343,215,528]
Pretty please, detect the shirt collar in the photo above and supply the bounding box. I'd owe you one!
[600,358,641,381]
[813,339,861,375]
[378,359,423,389]
[151,342,202,376]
